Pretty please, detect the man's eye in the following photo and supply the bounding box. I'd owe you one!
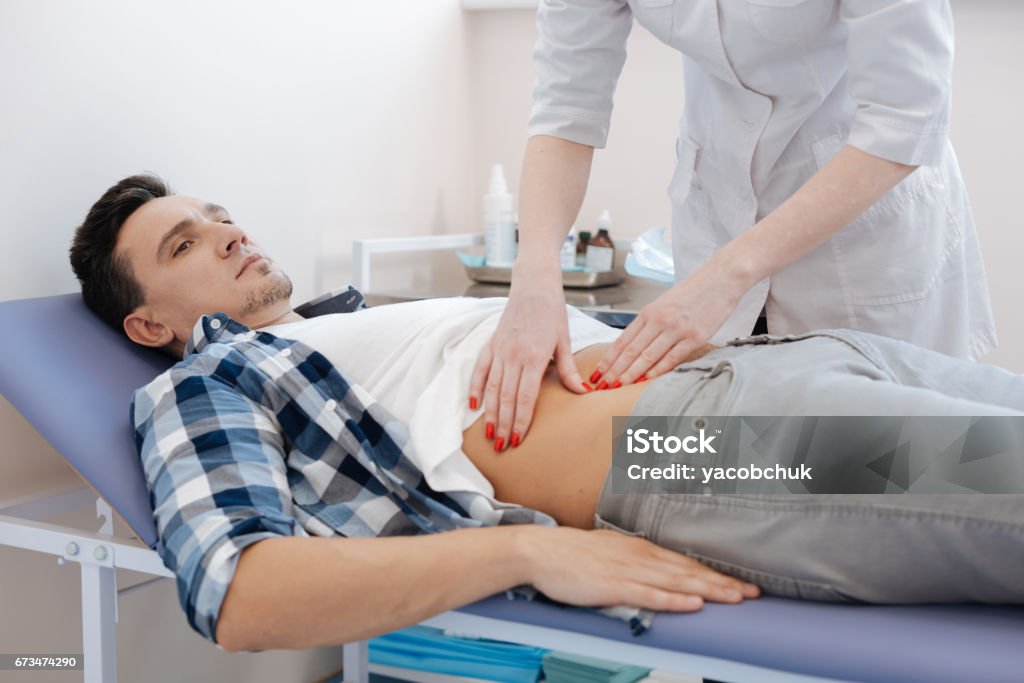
[173,240,193,256]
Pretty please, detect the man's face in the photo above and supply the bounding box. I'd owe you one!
[117,194,292,347]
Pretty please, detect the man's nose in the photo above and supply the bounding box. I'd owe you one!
[217,223,247,257]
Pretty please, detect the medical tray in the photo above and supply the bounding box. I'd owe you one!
[463,264,624,289]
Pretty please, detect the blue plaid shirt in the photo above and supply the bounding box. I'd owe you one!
[132,311,653,647]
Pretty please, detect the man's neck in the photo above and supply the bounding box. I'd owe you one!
[249,309,305,329]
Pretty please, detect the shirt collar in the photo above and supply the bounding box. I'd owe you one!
[183,313,255,357]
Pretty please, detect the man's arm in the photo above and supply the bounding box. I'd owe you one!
[218,524,759,652]
[134,365,756,654]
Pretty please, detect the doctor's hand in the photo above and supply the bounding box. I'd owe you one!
[470,268,588,451]
[591,255,751,388]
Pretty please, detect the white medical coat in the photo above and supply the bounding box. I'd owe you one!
[528,0,997,360]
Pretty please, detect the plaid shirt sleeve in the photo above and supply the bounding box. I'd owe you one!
[132,369,307,646]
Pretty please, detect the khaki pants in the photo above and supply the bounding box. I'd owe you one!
[595,330,1024,603]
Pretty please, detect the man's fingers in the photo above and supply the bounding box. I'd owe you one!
[617,584,704,613]
[646,546,761,598]
[630,560,749,604]
[666,572,745,603]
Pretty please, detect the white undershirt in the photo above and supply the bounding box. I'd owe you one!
[263,297,621,499]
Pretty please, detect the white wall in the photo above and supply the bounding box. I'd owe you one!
[466,0,1024,372]
[0,1,474,680]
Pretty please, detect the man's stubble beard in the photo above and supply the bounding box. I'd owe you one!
[241,261,293,316]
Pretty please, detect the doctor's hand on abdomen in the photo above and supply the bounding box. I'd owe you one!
[592,248,752,388]
[469,268,589,452]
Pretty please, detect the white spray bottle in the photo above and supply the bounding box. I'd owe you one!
[484,164,516,268]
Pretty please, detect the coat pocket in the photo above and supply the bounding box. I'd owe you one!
[746,0,835,45]
[630,0,674,44]
[668,136,700,206]
[812,134,963,306]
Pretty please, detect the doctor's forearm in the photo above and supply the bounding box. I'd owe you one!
[513,135,594,278]
[718,145,917,288]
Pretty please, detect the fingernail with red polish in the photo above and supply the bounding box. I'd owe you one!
[511,433,520,447]
[582,382,593,392]
[610,379,622,389]
[596,380,609,390]
[589,370,602,384]
[494,437,505,452]
[469,396,478,410]
[485,423,495,440]
[637,374,648,383]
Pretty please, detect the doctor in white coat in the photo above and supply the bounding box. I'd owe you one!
[470,0,998,450]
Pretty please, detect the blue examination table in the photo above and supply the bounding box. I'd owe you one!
[1,293,1023,683]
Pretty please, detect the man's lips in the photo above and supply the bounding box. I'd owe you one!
[236,254,264,278]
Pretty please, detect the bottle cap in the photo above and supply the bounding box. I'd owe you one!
[597,209,613,230]
[489,164,508,194]
[579,230,592,241]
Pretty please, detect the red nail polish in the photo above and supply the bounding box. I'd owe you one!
[637,374,648,383]
[582,382,593,392]
[494,437,505,452]
[485,423,495,440]
[469,396,478,410]
[597,380,608,390]
[511,433,520,447]
[589,370,602,384]
[611,379,622,389]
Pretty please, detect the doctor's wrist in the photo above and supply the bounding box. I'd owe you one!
[511,258,563,287]
[714,240,763,293]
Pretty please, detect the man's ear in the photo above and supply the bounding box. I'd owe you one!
[123,308,175,349]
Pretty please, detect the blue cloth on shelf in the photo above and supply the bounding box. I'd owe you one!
[369,626,547,683]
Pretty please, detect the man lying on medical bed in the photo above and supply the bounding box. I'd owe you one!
[69,174,1024,653]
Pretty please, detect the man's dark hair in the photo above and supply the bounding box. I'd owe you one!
[69,174,172,332]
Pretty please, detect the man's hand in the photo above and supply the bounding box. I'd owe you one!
[524,526,760,611]
[470,270,588,452]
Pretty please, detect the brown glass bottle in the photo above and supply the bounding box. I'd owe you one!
[585,228,615,271]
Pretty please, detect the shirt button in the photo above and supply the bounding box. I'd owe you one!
[324,399,337,411]
[693,418,707,430]
[210,319,222,330]
[280,348,292,358]
[743,120,756,129]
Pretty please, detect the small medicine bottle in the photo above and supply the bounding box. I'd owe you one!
[575,230,591,268]
[585,210,615,272]
[560,233,577,269]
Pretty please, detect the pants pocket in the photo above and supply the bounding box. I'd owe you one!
[592,511,648,539]
[683,550,864,603]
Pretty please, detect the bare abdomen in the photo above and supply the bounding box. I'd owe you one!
[462,344,648,529]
